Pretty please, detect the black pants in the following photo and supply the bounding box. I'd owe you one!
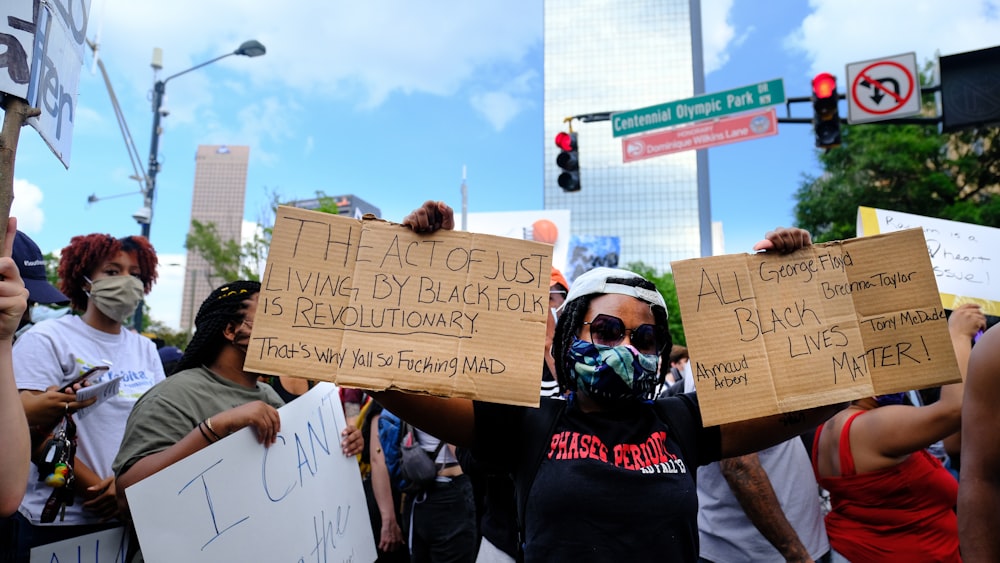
[404,475,477,563]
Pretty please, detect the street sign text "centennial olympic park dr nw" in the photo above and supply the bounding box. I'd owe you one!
[612,79,785,138]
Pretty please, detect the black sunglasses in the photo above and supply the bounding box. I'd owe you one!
[582,314,666,354]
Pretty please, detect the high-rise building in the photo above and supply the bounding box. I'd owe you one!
[180,145,250,331]
[544,0,711,272]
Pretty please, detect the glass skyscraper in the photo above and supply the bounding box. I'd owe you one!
[544,0,711,273]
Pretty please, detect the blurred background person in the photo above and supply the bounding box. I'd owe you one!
[958,322,1000,561]
[11,230,69,340]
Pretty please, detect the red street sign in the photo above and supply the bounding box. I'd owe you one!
[621,108,778,163]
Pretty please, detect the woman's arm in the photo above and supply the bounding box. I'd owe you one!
[719,403,843,458]
[116,400,281,516]
[851,304,984,461]
[0,224,30,516]
[369,414,405,553]
[369,391,476,448]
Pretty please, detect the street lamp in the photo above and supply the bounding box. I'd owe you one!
[133,39,265,331]
[141,39,266,240]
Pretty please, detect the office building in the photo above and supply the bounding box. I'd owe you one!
[180,145,250,331]
[544,0,711,272]
[289,194,382,218]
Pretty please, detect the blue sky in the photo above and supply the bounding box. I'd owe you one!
[9,0,1000,329]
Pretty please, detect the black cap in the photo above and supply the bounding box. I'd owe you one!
[12,231,69,305]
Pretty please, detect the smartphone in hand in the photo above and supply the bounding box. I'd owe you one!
[61,365,110,393]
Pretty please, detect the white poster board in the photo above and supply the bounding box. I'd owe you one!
[0,0,34,98]
[1,0,89,167]
[125,383,377,563]
[30,526,128,563]
[858,206,1000,316]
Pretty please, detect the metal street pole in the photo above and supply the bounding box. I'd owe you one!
[132,39,266,331]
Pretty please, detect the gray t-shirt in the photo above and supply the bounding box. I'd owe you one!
[113,366,284,477]
[696,438,829,563]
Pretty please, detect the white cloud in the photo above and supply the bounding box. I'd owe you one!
[90,0,541,111]
[145,255,186,330]
[11,179,46,233]
[785,0,1000,81]
[701,0,738,74]
[469,70,538,131]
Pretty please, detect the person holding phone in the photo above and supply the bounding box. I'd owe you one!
[6,233,164,560]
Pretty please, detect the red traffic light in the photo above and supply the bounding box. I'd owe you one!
[554,132,576,151]
[812,72,837,99]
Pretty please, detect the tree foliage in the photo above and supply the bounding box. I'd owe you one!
[625,261,685,347]
[184,190,345,283]
[794,70,1000,242]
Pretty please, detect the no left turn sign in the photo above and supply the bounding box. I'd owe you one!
[846,52,922,124]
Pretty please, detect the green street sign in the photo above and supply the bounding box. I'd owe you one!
[612,79,786,138]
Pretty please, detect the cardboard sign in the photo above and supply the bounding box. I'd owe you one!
[30,526,127,563]
[244,206,553,407]
[672,229,961,425]
[125,383,376,563]
[858,206,1000,316]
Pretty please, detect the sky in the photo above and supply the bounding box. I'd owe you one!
[8,0,1000,330]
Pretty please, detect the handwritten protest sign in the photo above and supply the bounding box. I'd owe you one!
[30,526,127,563]
[1,0,90,167]
[125,383,376,563]
[244,206,554,407]
[858,206,999,316]
[672,228,961,425]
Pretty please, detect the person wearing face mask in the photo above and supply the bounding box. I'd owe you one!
[810,303,986,562]
[113,280,362,562]
[368,201,846,562]
[6,233,164,560]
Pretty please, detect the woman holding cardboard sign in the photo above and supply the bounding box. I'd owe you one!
[810,303,984,563]
[370,200,843,562]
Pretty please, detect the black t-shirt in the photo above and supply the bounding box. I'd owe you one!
[474,394,721,563]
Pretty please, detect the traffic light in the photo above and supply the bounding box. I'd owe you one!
[555,131,580,192]
[811,72,841,149]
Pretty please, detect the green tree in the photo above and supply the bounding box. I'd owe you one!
[794,73,1000,242]
[185,190,345,282]
[624,261,685,347]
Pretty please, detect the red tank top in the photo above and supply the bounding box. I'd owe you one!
[811,410,960,563]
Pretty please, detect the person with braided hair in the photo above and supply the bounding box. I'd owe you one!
[7,233,164,559]
[113,280,363,560]
[370,201,846,563]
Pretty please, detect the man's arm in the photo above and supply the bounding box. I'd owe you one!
[720,453,814,563]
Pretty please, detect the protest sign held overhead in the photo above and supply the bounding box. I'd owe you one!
[672,228,961,426]
[244,206,553,407]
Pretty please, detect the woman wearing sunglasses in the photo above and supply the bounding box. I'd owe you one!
[372,201,842,563]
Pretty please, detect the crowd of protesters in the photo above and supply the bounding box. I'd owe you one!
[1,202,998,562]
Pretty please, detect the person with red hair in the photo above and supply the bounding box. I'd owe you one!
[6,233,165,559]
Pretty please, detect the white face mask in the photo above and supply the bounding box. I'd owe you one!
[681,361,693,382]
[85,275,144,324]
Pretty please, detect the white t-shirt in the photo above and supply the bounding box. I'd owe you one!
[14,314,165,526]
